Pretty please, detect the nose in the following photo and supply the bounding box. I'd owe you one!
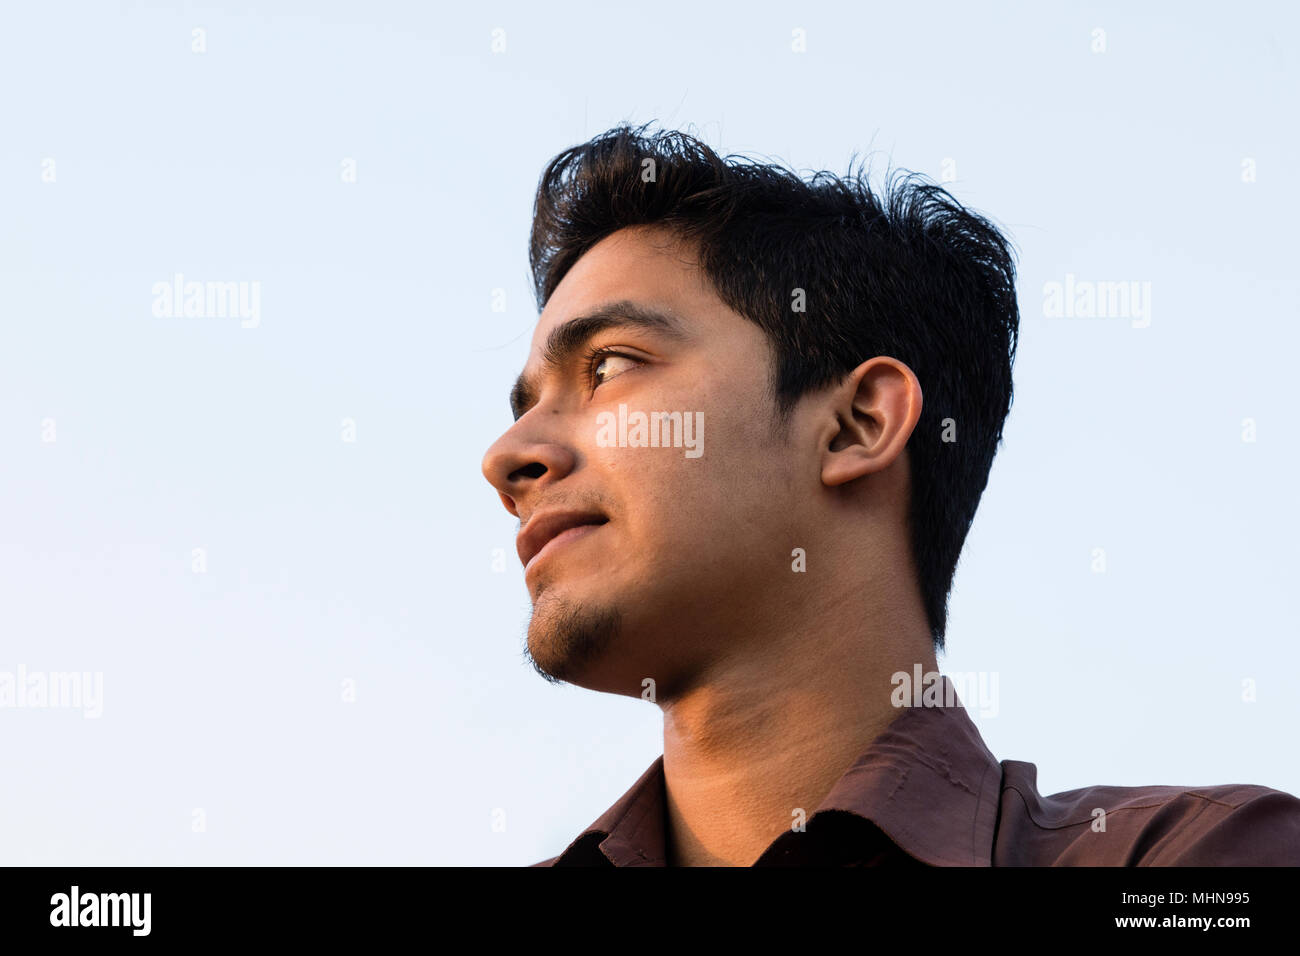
[481,422,578,518]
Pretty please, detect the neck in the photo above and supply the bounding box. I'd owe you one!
[657,569,936,867]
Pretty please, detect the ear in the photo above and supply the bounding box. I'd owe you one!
[820,356,923,487]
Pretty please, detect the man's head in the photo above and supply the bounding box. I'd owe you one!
[482,122,1018,696]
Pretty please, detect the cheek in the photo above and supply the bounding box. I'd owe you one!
[643,407,782,538]
[587,367,788,558]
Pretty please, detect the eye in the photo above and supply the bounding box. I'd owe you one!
[588,349,641,388]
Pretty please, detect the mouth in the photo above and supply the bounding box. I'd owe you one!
[517,510,610,574]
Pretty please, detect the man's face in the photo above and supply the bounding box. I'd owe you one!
[481,226,809,697]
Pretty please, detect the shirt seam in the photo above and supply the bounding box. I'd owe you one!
[970,754,999,864]
[1002,784,1243,832]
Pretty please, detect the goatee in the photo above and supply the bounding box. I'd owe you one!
[524,596,622,686]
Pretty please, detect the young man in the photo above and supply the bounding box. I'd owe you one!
[480,123,1300,866]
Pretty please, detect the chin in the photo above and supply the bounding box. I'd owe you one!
[524,595,624,688]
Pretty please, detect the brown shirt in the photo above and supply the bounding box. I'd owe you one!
[532,692,1300,866]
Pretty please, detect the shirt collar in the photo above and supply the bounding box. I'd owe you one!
[552,756,668,866]
[550,676,1002,866]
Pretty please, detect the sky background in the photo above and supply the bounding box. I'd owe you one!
[1,1,1296,865]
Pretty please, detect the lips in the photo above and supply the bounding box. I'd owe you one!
[516,510,609,571]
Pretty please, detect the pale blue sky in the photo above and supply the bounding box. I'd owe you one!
[1,1,1296,865]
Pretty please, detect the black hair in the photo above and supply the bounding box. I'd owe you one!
[528,121,1019,651]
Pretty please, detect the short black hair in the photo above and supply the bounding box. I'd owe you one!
[528,121,1019,652]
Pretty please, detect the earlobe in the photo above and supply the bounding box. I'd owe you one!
[820,357,922,488]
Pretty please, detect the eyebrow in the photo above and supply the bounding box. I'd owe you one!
[509,300,689,420]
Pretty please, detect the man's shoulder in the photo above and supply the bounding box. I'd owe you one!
[530,855,561,867]
[999,760,1300,865]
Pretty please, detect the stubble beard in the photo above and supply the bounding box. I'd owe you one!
[523,589,623,686]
